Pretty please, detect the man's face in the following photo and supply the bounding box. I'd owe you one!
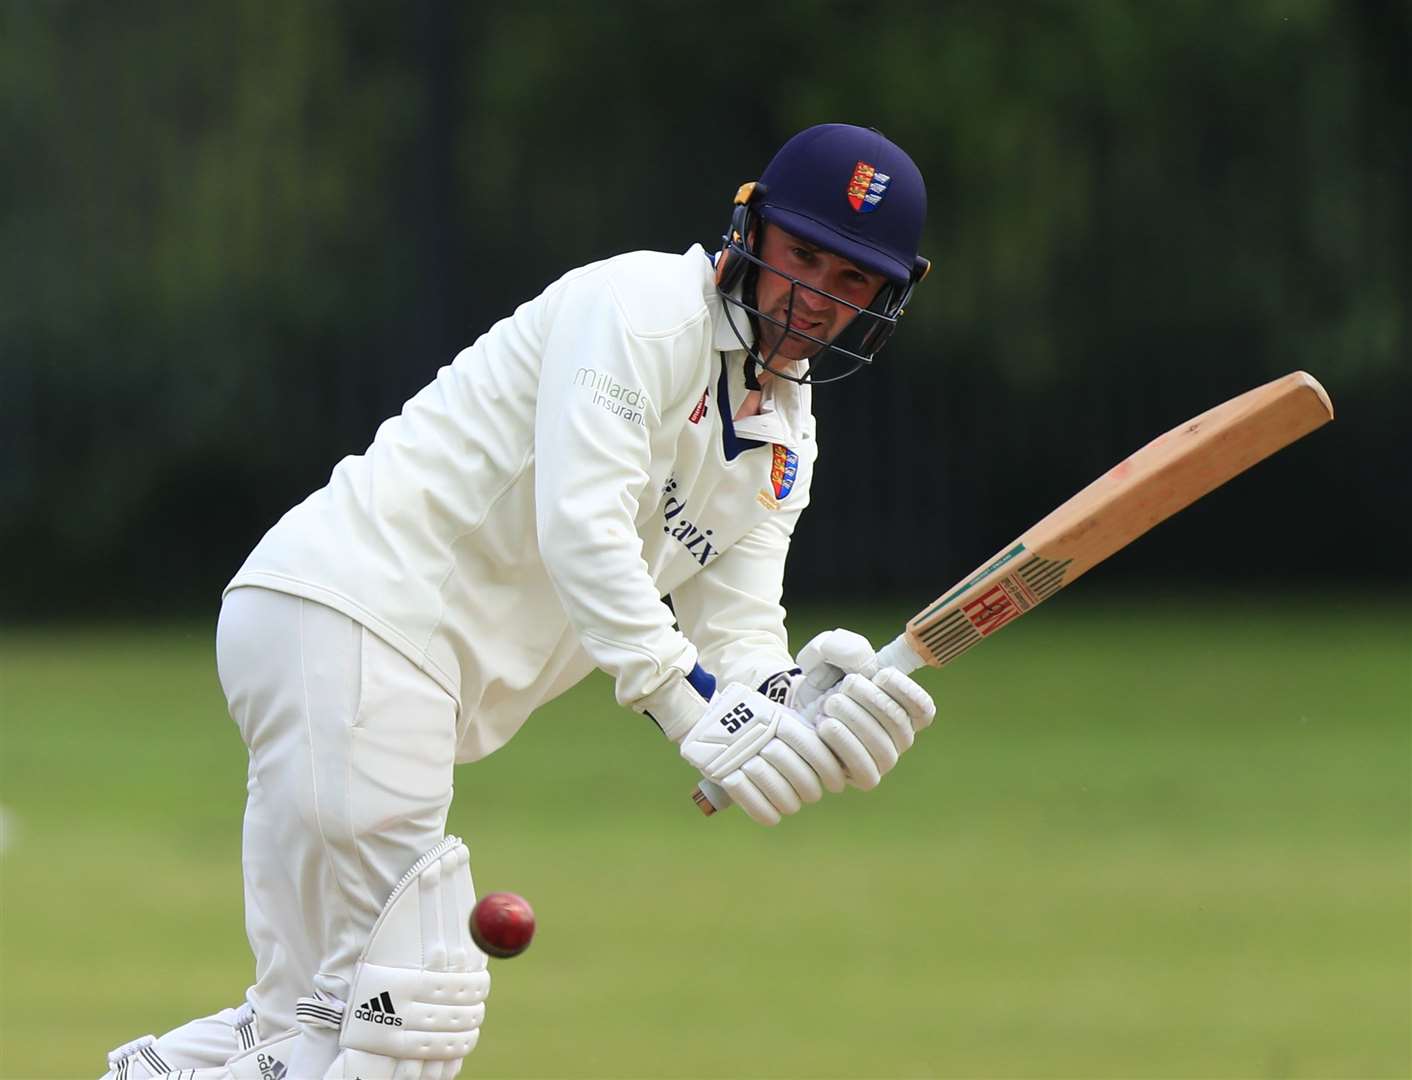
[750,224,888,363]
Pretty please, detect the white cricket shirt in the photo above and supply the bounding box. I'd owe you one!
[226,245,817,761]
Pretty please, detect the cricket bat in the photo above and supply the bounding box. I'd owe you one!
[695,370,1333,815]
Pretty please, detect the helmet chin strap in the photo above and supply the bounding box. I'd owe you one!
[744,357,762,391]
[740,262,765,390]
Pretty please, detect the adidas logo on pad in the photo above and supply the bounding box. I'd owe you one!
[354,990,404,1027]
[257,1053,286,1080]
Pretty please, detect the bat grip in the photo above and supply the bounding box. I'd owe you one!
[693,632,923,816]
[874,634,924,676]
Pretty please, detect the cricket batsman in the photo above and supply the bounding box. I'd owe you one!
[103,123,938,1079]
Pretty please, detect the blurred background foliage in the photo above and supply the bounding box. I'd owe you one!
[2,0,1408,616]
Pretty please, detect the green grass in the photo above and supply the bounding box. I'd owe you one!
[1,594,1408,1078]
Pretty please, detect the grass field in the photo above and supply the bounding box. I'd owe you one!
[1,593,1408,1079]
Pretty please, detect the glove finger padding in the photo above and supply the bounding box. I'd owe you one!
[760,739,824,804]
[721,768,783,826]
[835,672,917,754]
[742,756,803,816]
[822,691,900,778]
[775,714,847,794]
[816,668,938,792]
[815,714,883,790]
[874,667,937,730]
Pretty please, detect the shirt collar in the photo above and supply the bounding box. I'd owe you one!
[718,352,812,450]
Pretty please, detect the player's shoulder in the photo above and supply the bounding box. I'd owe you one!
[570,245,717,341]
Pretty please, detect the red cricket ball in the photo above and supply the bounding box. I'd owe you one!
[469,891,536,958]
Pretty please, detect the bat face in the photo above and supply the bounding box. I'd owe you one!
[905,371,1333,668]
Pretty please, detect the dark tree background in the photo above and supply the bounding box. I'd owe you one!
[2,1,1408,617]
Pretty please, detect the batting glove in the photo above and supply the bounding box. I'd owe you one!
[789,628,879,711]
[816,668,936,790]
[678,682,846,825]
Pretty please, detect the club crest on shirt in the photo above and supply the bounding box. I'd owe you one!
[771,444,798,498]
[756,444,799,510]
[846,161,890,214]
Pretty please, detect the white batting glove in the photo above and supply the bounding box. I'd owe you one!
[815,668,936,790]
[678,682,846,825]
[790,628,879,711]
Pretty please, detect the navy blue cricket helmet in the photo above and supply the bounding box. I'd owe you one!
[717,123,930,383]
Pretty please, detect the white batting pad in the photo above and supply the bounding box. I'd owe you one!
[327,836,491,1078]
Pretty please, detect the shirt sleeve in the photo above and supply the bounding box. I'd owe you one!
[532,266,705,718]
[668,511,803,693]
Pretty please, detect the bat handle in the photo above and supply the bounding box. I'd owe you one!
[874,634,924,676]
[692,633,924,816]
[693,779,732,815]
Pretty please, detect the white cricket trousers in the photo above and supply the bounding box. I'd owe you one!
[104,587,462,1077]
[222,583,460,1028]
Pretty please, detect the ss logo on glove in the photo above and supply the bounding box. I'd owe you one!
[719,703,754,734]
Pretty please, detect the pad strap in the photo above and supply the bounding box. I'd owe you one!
[296,990,345,1031]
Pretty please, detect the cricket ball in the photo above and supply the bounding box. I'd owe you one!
[470,891,536,958]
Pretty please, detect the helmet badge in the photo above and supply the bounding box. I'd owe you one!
[846,160,890,213]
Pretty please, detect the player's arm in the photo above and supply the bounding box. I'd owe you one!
[532,267,703,723]
[668,514,799,692]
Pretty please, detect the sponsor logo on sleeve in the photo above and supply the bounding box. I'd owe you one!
[574,367,650,427]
